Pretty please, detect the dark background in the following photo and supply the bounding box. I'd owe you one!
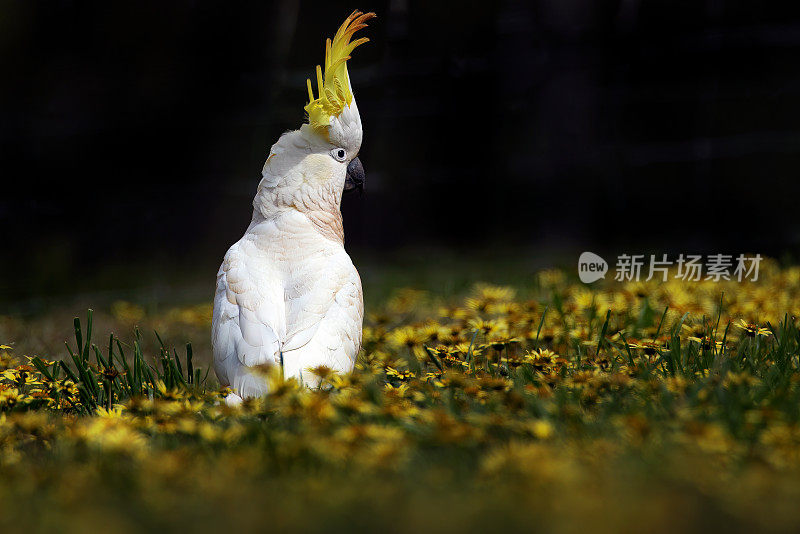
[3,1,800,304]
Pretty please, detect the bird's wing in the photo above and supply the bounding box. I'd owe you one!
[212,240,284,394]
[281,252,363,380]
[282,250,350,352]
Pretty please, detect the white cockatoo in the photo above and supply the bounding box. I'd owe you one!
[212,11,375,403]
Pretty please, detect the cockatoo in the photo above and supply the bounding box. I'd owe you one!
[212,11,375,403]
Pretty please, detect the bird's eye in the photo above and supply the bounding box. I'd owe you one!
[331,148,347,162]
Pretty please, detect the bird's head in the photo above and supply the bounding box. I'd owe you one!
[303,10,374,195]
[257,10,374,219]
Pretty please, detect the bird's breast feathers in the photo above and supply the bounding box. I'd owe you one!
[212,212,363,393]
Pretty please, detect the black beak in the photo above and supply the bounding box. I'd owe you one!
[344,157,365,195]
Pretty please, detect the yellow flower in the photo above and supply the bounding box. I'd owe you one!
[626,338,666,355]
[386,325,427,348]
[734,319,772,337]
[385,367,415,381]
[0,387,24,409]
[571,288,595,312]
[528,419,554,440]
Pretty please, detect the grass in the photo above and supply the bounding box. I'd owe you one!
[2,258,800,533]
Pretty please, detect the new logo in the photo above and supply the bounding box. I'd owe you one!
[578,252,608,283]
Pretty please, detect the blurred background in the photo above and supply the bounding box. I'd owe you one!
[3,0,800,313]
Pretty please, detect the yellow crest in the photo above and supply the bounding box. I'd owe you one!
[305,10,376,134]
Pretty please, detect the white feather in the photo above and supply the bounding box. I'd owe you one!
[212,181,363,397]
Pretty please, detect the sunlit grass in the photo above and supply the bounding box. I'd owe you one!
[2,259,800,532]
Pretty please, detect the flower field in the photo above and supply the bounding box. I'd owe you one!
[3,260,800,532]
